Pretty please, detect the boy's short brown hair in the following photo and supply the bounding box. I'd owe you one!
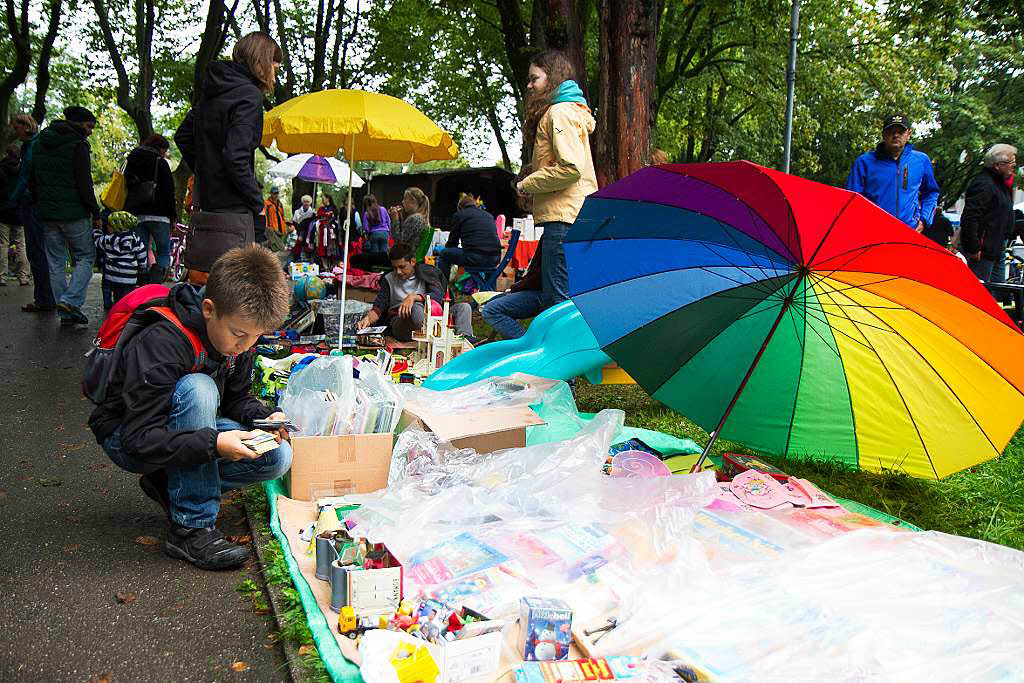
[205,245,290,330]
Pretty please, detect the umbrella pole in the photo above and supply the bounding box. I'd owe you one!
[691,272,806,473]
[338,133,356,350]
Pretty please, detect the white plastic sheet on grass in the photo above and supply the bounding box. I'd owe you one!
[339,382,1024,680]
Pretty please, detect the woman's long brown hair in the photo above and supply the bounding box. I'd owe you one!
[522,50,577,158]
[232,31,283,93]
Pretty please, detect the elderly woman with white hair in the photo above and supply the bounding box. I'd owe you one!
[291,193,315,226]
[959,143,1018,284]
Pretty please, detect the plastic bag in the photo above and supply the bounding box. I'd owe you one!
[280,355,355,436]
[355,361,405,434]
[397,373,547,413]
[318,299,371,346]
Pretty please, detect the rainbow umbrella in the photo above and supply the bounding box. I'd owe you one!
[565,162,1024,478]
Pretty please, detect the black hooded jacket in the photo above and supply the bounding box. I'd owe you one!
[124,145,176,222]
[88,284,274,471]
[174,61,264,217]
[960,167,1014,261]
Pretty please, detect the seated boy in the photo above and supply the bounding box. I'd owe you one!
[357,243,477,343]
[89,246,293,570]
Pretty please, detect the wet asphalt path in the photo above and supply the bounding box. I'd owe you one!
[0,275,288,681]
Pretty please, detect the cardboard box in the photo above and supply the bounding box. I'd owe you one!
[398,403,545,454]
[430,628,504,682]
[284,432,394,501]
[346,545,403,617]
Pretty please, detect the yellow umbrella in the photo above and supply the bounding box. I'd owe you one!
[261,89,459,162]
[261,89,459,347]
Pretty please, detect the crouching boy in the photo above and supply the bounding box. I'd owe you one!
[89,246,292,570]
[356,242,477,342]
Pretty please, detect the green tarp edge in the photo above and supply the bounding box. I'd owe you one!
[264,477,364,683]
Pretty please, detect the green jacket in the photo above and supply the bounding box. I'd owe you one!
[29,121,100,222]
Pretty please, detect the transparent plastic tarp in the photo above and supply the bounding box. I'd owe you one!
[333,396,1024,680]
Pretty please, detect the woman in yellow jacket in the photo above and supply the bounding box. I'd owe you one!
[484,50,597,340]
[516,49,597,308]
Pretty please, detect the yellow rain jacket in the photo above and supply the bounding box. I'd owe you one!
[520,101,598,224]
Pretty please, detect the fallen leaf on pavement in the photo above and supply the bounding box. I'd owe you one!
[90,672,113,683]
[133,536,159,546]
[298,645,315,657]
[115,591,137,604]
[37,478,62,487]
[226,535,252,544]
[87,462,108,469]
[63,544,81,554]
[229,661,249,672]
[253,607,272,616]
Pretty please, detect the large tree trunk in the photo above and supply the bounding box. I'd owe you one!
[543,0,589,99]
[31,0,64,124]
[594,0,658,186]
[0,0,32,132]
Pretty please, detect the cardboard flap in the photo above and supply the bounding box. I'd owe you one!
[404,403,545,442]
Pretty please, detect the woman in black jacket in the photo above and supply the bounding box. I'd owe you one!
[125,134,176,282]
[174,31,282,282]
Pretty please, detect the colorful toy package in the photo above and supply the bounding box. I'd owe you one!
[720,453,790,482]
[515,656,642,681]
[520,597,573,661]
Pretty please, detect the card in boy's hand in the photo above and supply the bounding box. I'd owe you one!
[252,418,299,432]
[242,429,279,455]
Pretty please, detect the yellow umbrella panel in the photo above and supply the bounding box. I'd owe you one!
[261,89,459,163]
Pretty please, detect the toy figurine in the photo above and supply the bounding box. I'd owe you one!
[338,606,357,636]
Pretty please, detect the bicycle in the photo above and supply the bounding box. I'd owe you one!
[168,222,189,282]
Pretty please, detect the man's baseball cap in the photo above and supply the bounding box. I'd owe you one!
[882,113,910,131]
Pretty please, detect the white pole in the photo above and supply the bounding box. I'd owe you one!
[338,133,356,350]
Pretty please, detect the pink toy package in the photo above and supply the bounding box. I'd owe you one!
[729,470,791,509]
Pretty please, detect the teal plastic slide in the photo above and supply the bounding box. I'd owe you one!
[423,300,611,391]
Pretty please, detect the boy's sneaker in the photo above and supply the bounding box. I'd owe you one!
[139,471,170,519]
[165,525,250,570]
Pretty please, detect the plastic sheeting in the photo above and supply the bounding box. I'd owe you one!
[335,406,1024,681]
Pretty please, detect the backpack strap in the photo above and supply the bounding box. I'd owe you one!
[147,306,206,372]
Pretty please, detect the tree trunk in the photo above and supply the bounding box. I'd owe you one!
[594,0,658,186]
[193,0,235,103]
[0,0,32,129]
[31,0,64,124]
[543,0,588,99]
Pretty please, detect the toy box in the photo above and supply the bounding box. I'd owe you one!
[429,613,506,682]
[290,262,320,280]
[345,543,403,618]
[720,452,790,482]
[515,656,642,681]
[520,597,573,661]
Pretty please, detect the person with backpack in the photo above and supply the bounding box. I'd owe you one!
[94,211,148,311]
[124,134,176,284]
[87,245,292,570]
[174,31,283,285]
[27,105,101,329]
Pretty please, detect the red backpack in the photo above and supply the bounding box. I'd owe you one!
[82,284,206,404]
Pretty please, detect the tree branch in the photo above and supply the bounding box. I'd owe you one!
[32,0,64,124]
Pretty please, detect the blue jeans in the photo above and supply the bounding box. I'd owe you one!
[102,373,292,528]
[365,231,389,254]
[540,221,571,308]
[42,217,94,313]
[481,290,544,339]
[135,220,171,269]
[437,247,499,283]
[19,199,55,307]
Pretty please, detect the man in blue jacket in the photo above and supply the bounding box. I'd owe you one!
[846,114,940,232]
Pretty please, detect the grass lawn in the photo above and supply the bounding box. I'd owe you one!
[575,381,1024,552]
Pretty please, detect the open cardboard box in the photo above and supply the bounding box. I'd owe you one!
[284,432,395,501]
[398,402,545,454]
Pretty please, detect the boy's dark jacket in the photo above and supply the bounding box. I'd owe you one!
[370,263,445,318]
[88,283,273,469]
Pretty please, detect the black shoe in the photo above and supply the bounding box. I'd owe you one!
[165,526,250,570]
[57,303,88,325]
[139,471,170,519]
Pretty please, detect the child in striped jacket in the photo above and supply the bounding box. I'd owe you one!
[94,211,148,311]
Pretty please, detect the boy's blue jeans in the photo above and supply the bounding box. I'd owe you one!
[102,374,292,529]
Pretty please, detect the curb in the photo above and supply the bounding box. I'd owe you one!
[247,497,307,683]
